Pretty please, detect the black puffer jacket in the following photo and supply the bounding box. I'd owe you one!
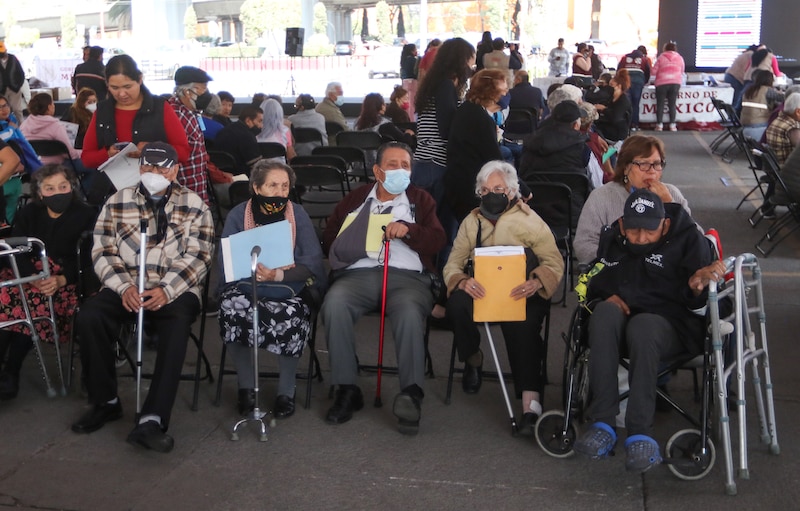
[519,119,590,182]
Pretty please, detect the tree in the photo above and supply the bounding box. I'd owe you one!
[448,4,466,36]
[313,2,328,35]
[6,25,39,49]
[108,1,132,32]
[483,0,507,36]
[184,5,198,40]
[241,0,301,44]
[375,1,392,44]
[60,8,77,48]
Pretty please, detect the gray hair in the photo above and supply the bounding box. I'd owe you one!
[547,84,582,110]
[174,82,199,96]
[579,102,599,127]
[474,160,521,199]
[258,98,285,139]
[784,93,800,113]
[250,159,296,191]
[785,85,800,99]
[203,93,221,116]
[325,82,342,95]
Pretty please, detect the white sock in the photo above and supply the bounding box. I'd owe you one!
[528,400,542,416]
[107,397,119,405]
[139,414,161,426]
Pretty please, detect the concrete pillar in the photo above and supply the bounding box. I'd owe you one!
[131,0,191,42]
[328,9,353,43]
[301,0,314,42]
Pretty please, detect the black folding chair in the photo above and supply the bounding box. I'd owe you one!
[291,126,325,156]
[325,121,346,141]
[336,131,382,178]
[752,144,800,256]
[257,142,287,160]
[291,164,348,227]
[312,145,369,184]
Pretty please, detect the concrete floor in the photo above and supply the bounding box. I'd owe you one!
[1,130,799,510]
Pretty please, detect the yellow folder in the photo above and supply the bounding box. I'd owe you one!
[473,246,527,322]
[338,213,394,252]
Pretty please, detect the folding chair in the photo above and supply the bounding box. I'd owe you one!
[0,237,66,397]
[737,137,771,211]
[445,307,550,406]
[525,182,573,306]
[28,139,78,175]
[752,145,800,256]
[313,145,369,184]
[290,126,325,156]
[291,164,349,229]
[207,149,240,175]
[710,99,747,163]
[325,121,346,141]
[504,108,538,137]
[335,131,382,178]
[257,142,287,160]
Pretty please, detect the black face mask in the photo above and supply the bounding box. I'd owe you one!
[249,125,262,136]
[194,91,212,112]
[0,53,6,59]
[41,192,72,214]
[252,195,289,225]
[627,241,659,256]
[479,192,509,219]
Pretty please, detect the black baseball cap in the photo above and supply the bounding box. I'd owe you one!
[623,189,665,230]
[139,142,178,168]
[174,66,213,85]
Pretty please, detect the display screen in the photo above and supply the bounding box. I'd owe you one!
[695,0,762,67]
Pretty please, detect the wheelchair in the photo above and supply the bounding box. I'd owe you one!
[533,253,780,494]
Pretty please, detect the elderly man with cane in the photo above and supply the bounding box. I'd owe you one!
[70,142,214,453]
[321,141,445,435]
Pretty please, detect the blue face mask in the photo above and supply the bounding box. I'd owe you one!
[334,96,344,107]
[381,169,411,195]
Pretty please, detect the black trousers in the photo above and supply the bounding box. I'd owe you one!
[446,289,549,396]
[77,288,199,429]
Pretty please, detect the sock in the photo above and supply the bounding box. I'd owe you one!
[466,350,483,367]
[107,397,119,405]
[139,414,161,426]
[528,400,542,416]
[277,355,298,397]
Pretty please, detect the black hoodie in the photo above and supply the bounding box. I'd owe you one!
[587,203,712,353]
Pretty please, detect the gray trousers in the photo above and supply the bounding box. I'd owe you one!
[587,301,686,436]
[321,267,433,390]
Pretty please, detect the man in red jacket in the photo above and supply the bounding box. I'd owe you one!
[321,142,445,436]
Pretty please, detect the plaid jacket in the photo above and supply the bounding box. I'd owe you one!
[167,96,210,203]
[92,183,214,302]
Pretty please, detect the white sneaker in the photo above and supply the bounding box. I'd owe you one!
[655,123,663,131]
[669,123,678,131]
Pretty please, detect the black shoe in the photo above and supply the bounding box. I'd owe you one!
[462,363,482,394]
[126,420,174,453]
[517,412,539,437]
[71,401,123,434]
[325,385,364,424]
[274,394,295,419]
[237,388,255,415]
[393,390,422,436]
[0,370,19,401]
[760,204,776,219]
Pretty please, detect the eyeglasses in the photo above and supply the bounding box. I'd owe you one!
[140,164,174,175]
[631,160,666,172]
[0,104,10,109]
[478,186,508,196]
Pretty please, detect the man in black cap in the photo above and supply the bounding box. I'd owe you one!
[71,142,214,454]
[572,189,725,473]
[519,99,590,183]
[166,65,213,204]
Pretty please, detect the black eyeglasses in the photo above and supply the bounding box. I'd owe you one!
[631,160,666,172]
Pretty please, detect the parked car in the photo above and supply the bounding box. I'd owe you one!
[368,46,402,79]
[335,41,355,56]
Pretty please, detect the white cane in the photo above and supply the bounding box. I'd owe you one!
[483,322,518,435]
[135,219,147,418]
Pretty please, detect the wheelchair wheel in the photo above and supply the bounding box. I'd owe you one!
[666,428,716,480]
[535,410,577,458]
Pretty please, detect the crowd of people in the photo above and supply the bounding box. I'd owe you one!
[0,34,792,479]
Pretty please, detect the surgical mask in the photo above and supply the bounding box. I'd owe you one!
[334,96,344,107]
[140,172,171,195]
[194,91,212,112]
[41,192,72,214]
[381,169,411,195]
[85,102,97,113]
[400,101,410,111]
[479,192,509,219]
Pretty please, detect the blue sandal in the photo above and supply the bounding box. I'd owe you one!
[624,434,662,473]
[574,422,617,459]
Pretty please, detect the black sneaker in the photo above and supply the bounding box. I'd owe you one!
[760,204,776,219]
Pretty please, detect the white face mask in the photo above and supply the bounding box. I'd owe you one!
[85,102,97,113]
[140,172,171,196]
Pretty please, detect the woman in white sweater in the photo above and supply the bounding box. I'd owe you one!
[574,135,690,264]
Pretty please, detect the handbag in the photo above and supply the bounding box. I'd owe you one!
[236,280,307,301]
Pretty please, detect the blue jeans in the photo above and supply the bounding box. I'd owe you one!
[628,77,645,127]
[723,73,745,114]
[411,159,446,206]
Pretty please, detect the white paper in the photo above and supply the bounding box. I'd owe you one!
[474,246,524,256]
[98,143,141,191]
[59,121,79,147]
